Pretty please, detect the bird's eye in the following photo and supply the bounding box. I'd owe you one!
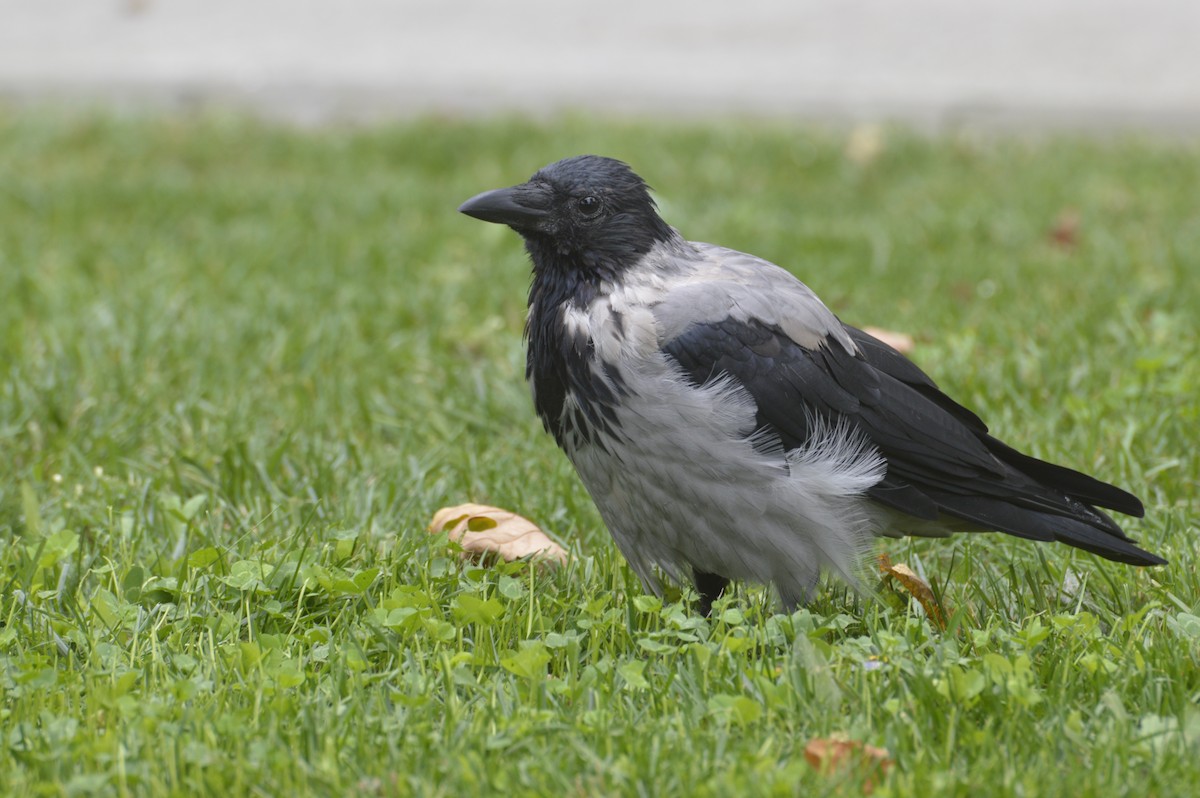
[576,195,601,216]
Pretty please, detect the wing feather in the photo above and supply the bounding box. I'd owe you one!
[660,310,1159,566]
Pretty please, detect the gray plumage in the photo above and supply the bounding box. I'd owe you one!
[459,155,1162,613]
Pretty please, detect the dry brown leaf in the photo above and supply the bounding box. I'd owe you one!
[1049,208,1081,250]
[804,735,893,794]
[428,503,568,567]
[862,326,915,354]
[879,554,947,629]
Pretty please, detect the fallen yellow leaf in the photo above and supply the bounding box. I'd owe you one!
[845,124,885,167]
[428,503,568,567]
[804,734,893,794]
[879,554,947,629]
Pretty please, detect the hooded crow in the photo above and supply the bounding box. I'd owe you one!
[459,155,1162,613]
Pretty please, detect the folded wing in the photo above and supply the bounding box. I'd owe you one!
[655,254,1160,566]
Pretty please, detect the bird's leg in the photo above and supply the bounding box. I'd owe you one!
[692,569,730,616]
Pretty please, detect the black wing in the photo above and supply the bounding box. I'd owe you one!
[663,318,1161,565]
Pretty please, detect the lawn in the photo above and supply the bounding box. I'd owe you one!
[1,111,1197,797]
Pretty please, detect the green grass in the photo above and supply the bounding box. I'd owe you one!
[1,111,1198,797]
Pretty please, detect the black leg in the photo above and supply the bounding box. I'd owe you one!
[692,569,730,617]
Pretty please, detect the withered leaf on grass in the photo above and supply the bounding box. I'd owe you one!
[862,326,915,355]
[428,503,568,567]
[879,553,947,630]
[804,735,893,794]
[1049,208,1081,250]
[845,124,885,167]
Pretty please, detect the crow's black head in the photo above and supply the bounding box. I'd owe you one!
[459,155,675,277]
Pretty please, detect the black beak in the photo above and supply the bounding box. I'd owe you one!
[458,182,551,230]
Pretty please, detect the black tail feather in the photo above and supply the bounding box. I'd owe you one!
[983,435,1145,518]
[926,490,1164,566]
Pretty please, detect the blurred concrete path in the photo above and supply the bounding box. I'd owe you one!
[2,0,1198,131]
